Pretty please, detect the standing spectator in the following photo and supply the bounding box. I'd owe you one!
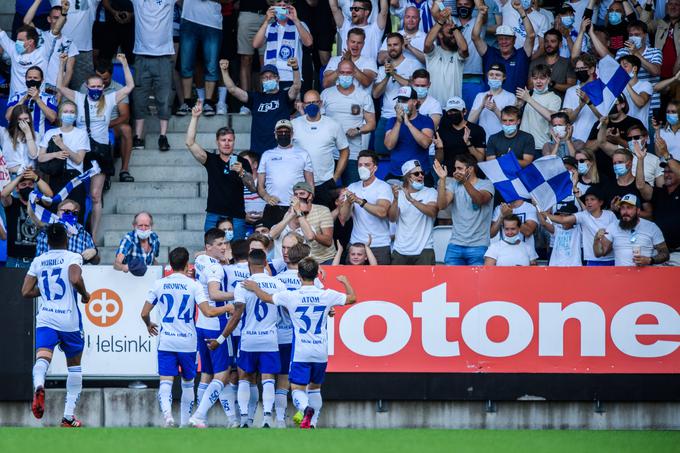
[378,6,426,67]
[553,5,584,60]
[434,96,486,168]
[60,0,97,91]
[5,67,57,137]
[2,106,40,175]
[240,151,267,230]
[257,119,315,228]
[98,0,135,62]
[541,112,585,158]
[650,163,680,265]
[617,56,653,126]
[329,0,389,60]
[130,0,175,152]
[186,101,256,238]
[490,198,539,252]
[485,106,535,167]
[598,123,663,187]
[598,146,653,218]
[451,0,486,111]
[411,69,442,163]
[598,0,637,54]
[516,65,561,155]
[468,64,516,137]
[573,148,602,192]
[221,59,300,154]
[236,0,267,103]
[657,100,680,160]
[292,90,350,209]
[388,159,438,265]
[563,53,602,143]
[113,211,160,273]
[34,199,98,264]
[484,215,539,266]
[321,59,376,185]
[644,0,680,81]
[323,28,378,96]
[435,155,495,265]
[338,150,394,264]
[423,6,469,107]
[496,0,548,54]
[528,28,576,97]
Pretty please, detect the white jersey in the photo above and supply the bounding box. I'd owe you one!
[28,249,83,332]
[223,261,251,336]
[273,286,347,363]
[194,254,228,331]
[146,273,207,353]
[233,273,286,352]
[275,269,324,345]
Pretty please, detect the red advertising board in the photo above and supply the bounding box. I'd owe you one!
[318,266,680,374]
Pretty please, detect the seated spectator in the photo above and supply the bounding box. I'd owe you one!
[542,111,585,158]
[650,163,680,266]
[388,159,438,265]
[113,211,160,273]
[2,106,40,175]
[434,96,486,167]
[5,66,57,136]
[435,155,494,265]
[240,151,267,230]
[330,0,388,60]
[484,214,538,266]
[377,6,426,67]
[516,65,561,155]
[468,63,516,137]
[338,150,394,264]
[538,200,583,267]
[528,26,576,96]
[594,194,669,266]
[563,53,602,143]
[332,238,378,265]
[485,105,535,167]
[34,199,98,263]
[323,27,378,94]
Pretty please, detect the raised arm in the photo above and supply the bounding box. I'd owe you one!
[114,54,135,103]
[328,0,345,28]
[23,0,41,26]
[220,59,249,103]
[472,3,489,57]
[434,160,454,210]
[288,57,302,101]
[185,101,208,164]
[336,275,357,305]
[56,53,76,101]
[632,145,653,201]
[377,0,389,30]
[512,0,535,58]
[588,22,613,58]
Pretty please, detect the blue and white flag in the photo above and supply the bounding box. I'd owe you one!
[518,156,572,212]
[580,55,630,117]
[477,152,530,203]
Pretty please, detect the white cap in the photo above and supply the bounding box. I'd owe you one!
[445,96,466,111]
[393,86,417,100]
[401,159,422,176]
[620,193,639,207]
[496,25,515,36]
[275,119,293,130]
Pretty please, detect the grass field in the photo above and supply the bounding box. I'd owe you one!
[1,428,680,453]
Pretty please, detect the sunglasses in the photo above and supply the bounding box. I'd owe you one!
[627,134,643,140]
[410,171,424,177]
[350,6,367,11]
[60,209,79,216]
[576,159,589,163]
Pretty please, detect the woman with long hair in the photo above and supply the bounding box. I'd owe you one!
[1,105,39,175]
[574,148,602,192]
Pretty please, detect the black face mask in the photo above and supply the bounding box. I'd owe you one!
[26,79,41,89]
[19,186,32,201]
[457,6,472,19]
[276,133,291,147]
[448,111,464,125]
[574,70,590,83]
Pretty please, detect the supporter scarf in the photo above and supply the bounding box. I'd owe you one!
[265,20,298,71]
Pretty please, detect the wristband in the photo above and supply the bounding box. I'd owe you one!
[437,21,446,26]
[360,198,367,207]
[216,335,226,345]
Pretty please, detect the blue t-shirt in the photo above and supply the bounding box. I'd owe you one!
[482,47,530,94]
[246,90,293,154]
[16,0,51,16]
[385,114,434,176]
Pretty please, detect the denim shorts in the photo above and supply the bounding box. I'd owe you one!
[179,19,221,81]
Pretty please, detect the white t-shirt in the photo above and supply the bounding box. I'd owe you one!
[491,201,539,251]
[606,218,665,266]
[499,3,548,53]
[0,30,57,98]
[484,240,538,265]
[146,273,206,352]
[376,58,424,118]
[273,285,346,363]
[347,178,394,247]
[519,91,562,150]
[379,30,427,68]
[38,30,79,87]
[60,0,97,53]
[275,269,323,345]
[132,0,175,56]
[181,0,222,29]
[393,187,438,255]
[321,85,375,160]
[40,127,90,173]
[426,46,466,107]
[259,145,314,206]
[624,80,653,125]
[660,126,680,160]
[1,129,39,171]
[292,115,349,184]
[194,254,228,331]
[471,89,517,138]
[28,250,83,332]
[418,95,442,156]
[631,151,663,186]
[339,19,384,60]
[223,261,251,336]
[548,223,583,266]
[574,209,617,261]
[563,84,598,142]
[324,55,378,97]
[74,91,117,144]
[234,273,286,352]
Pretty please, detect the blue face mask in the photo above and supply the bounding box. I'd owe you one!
[502,124,518,136]
[275,6,288,21]
[60,211,78,227]
[338,75,353,89]
[61,113,76,125]
[608,11,622,25]
[262,79,278,93]
[561,16,575,28]
[577,162,589,175]
[411,181,424,191]
[413,86,428,99]
[400,102,410,116]
[304,103,320,117]
[629,35,643,48]
[225,230,234,241]
[88,88,103,101]
[488,79,503,90]
[613,163,628,177]
[521,0,532,10]
[668,113,679,125]
[15,40,25,54]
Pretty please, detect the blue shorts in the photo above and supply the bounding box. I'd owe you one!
[289,362,327,386]
[230,335,240,369]
[158,350,197,380]
[238,350,280,374]
[35,327,84,358]
[278,343,292,375]
[196,327,232,374]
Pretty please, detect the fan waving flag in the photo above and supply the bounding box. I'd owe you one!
[518,156,573,212]
[477,153,530,203]
[580,55,630,116]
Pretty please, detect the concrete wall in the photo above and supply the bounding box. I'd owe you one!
[2,389,679,429]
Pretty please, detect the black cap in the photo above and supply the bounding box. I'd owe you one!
[488,63,506,75]
[563,156,578,168]
[581,185,605,202]
[555,201,578,214]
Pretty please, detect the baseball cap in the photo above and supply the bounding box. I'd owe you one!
[563,156,578,168]
[445,96,466,112]
[292,181,314,194]
[581,185,604,201]
[557,4,575,14]
[554,201,578,214]
[127,257,148,277]
[488,63,506,75]
[393,86,417,100]
[620,193,640,207]
[401,159,422,176]
[260,64,279,76]
[275,119,293,131]
[496,25,515,36]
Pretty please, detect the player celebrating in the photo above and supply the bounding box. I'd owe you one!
[22,223,90,427]
[244,257,356,429]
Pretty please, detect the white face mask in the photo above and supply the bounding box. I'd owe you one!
[136,228,152,240]
[553,125,567,139]
[358,166,372,181]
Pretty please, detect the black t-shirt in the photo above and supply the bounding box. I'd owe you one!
[486,131,535,160]
[588,115,644,180]
[246,90,294,154]
[4,198,39,259]
[240,0,269,13]
[203,152,252,218]
[603,179,642,210]
[438,117,486,172]
[652,185,680,250]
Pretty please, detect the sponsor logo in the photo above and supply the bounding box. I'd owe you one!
[85,289,123,327]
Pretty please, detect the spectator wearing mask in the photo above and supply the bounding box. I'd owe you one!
[594,193,669,266]
[632,137,666,204]
[563,53,602,143]
[553,5,587,60]
[240,151,267,230]
[292,90,350,209]
[573,148,602,193]
[35,199,98,264]
[542,111,585,158]
[423,6,469,107]
[258,119,315,228]
[330,0,389,60]
[599,147,653,218]
[642,0,680,81]
[485,105,535,168]
[468,63,516,137]
[598,122,663,187]
[338,150,394,264]
[435,155,495,265]
[616,55,653,126]
[323,28,378,96]
[490,198,539,254]
[657,100,680,160]
[539,201,583,267]
[484,214,538,266]
[529,28,577,97]
[450,0,486,111]
[650,163,680,265]
[597,0,637,54]
[516,65,561,155]
[496,0,548,54]
[221,59,300,154]
[321,59,376,185]
[2,106,40,175]
[388,159,438,265]
[236,0,268,98]
[378,6,426,67]
[411,69,442,162]
[113,211,160,273]
[384,86,435,183]
[434,96,486,168]
[6,67,56,138]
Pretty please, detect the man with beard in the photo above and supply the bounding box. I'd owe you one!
[528,29,576,97]
[330,0,389,60]
[423,6,469,107]
[323,28,377,96]
[650,164,680,265]
[594,194,668,266]
[378,6,427,67]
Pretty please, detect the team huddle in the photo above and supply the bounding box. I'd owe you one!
[22,223,356,429]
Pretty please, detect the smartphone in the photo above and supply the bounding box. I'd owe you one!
[229,154,238,166]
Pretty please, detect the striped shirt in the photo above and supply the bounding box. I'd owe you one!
[615,46,663,114]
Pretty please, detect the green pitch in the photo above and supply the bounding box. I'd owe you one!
[1,428,679,453]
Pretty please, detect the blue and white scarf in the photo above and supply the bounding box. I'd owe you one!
[265,20,298,70]
[406,0,434,33]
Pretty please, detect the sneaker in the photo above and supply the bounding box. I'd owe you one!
[158,135,170,152]
[239,423,249,428]
[293,410,303,426]
[188,417,207,428]
[32,386,45,419]
[61,416,83,427]
[300,407,314,429]
[239,106,251,115]
[203,103,216,117]
[216,103,227,115]
[175,103,191,116]
[262,412,273,428]
[229,419,240,429]
[133,136,145,150]
[164,416,176,428]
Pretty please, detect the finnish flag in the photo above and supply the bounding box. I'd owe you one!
[580,55,630,116]
[518,156,573,212]
[477,152,530,203]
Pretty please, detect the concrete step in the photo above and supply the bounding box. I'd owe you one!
[117,197,206,215]
[98,246,169,265]
[125,165,207,182]
[104,230,205,248]
[186,214,207,230]
[107,181,200,199]
[124,150,200,167]
[99,214,185,231]
[143,113,252,133]
[147,132,250,151]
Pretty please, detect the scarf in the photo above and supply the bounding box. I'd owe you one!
[265,20,298,70]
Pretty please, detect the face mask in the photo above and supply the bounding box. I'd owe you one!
[411,180,424,191]
[136,229,152,240]
[628,139,644,151]
[276,133,292,147]
[88,88,103,101]
[561,16,575,28]
[668,113,679,125]
[337,75,354,89]
[358,166,372,181]
[488,79,503,90]
[413,86,428,99]
[18,186,32,201]
[577,162,589,175]
[629,35,642,48]
[448,111,463,124]
[502,124,518,136]
[521,0,532,9]
[608,11,622,25]
[304,103,320,117]
[275,6,288,21]
[26,79,41,89]
[262,79,278,92]
[400,102,410,116]
[15,40,25,55]
[225,230,234,241]
[61,113,76,125]
[503,236,521,245]
[457,6,472,18]
[534,85,548,94]
[553,125,567,138]
[575,70,590,83]
[628,69,636,78]
[60,211,78,227]
[613,163,628,177]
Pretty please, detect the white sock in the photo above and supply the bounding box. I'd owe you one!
[158,380,173,418]
[275,388,288,422]
[262,379,275,414]
[197,88,205,102]
[32,358,49,390]
[180,380,194,426]
[219,384,236,419]
[248,384,259,422]
[197,381,209,404]
[308,390,322,426]
[64,366,82,419]
[291,389,308,412]
[218,86,227,105]
[229,382,239,416]
[193,379,223,420]
[237,380,250,421]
